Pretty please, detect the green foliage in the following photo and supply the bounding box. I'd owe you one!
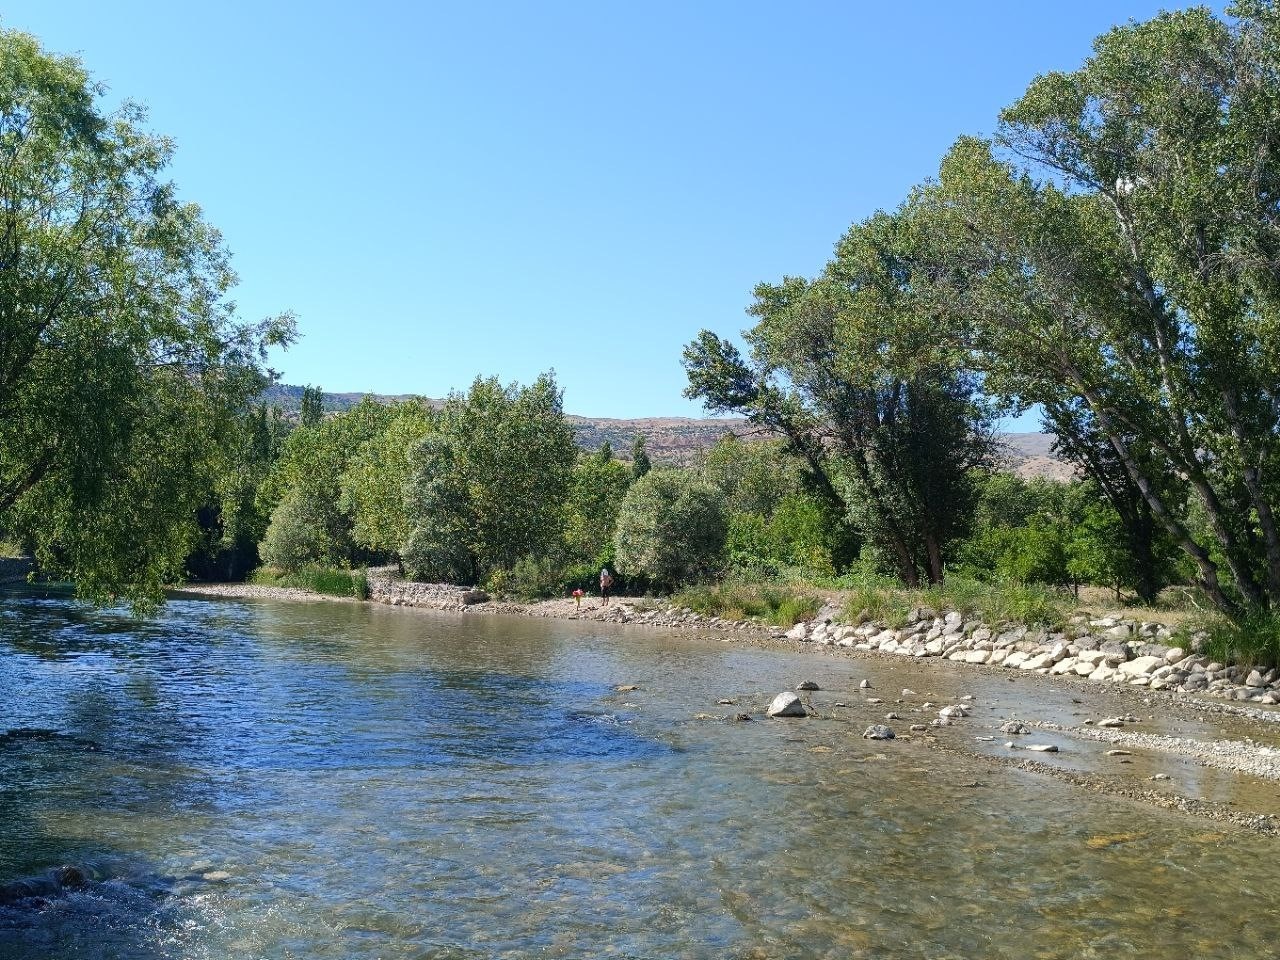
[613,470,727,587]
[258,399,395,570]
[684,209,1001,589]
[915,5,1280,617]
[259,488,340,572]
[563,447,632,564]
[402,374,577,584]
[338,399,436,555]
[699,435,796,516]
[672,583,822,626]
[723,495,835,579]
[0,28,294,609]
[630,434,652,479]
[700,434,844,579]
[299,386,325,428]
[251,564,368,600]
[841,576,1071,630]
[955,474,1185,602]
[1198,610,1280,670]
[188,404,291,581]
[490,555,564,602]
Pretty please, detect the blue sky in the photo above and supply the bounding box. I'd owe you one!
[4,1,1173,420]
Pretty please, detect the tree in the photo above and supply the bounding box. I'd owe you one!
[684,210,999,587]
[563,444,632,564]
[699,434,795,517]
[0,29,293,607]
[258,399,393,569]
[921,2,1280,616]
[1045,400,1184,603]
[613,469,727,586]
[188,404,291,581]
[338,398,435,557]
[630,433,652,480]
[402,374,577,583]
[299,385,325,428]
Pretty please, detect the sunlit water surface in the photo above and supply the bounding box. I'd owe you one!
[1,589,1278,959]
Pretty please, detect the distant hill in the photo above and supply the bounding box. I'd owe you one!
[997,432,1075,482]
[260,384,1069,477]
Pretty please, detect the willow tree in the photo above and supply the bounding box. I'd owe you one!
[684,210,998,587]
[0,30,292,606]
[921,2,1280,616]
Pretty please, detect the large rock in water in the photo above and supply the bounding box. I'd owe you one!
[766,692,808,718]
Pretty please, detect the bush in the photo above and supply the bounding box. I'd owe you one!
[1199,610,1280,669]
[613,470,727,587]
[251,565,368,600]
[504,555,563,601]
[259,489,342,573]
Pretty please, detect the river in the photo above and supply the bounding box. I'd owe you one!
[1,588,1278,958]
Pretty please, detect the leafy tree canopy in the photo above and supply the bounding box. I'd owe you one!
[0,29,293,607]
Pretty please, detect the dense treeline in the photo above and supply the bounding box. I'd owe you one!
[217,371,1192,609]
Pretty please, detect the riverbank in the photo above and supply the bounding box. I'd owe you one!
[180,570,1280,709]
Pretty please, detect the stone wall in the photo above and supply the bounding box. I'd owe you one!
[364,566,489,610]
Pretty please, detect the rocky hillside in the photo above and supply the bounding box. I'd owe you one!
[260,385,1068,477]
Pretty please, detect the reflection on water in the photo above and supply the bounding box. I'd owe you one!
[0,588,1278,959]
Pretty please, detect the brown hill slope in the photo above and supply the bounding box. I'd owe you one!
[262,385,1069,476]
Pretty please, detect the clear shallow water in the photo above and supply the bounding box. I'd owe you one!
[1,589,1278,959]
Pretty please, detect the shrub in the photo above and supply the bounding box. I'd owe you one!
[251,564,368,600]
[505,555,563,601]
[613,470,727,587]
[672,583,821,626]
[259,489,340,573]
[1199,610,1280,669]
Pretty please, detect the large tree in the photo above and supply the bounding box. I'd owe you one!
[921,2,1280,616]
[684,211,998,587]
[612,469,726,587]
[0,29,292,606]
[402,374,577,584]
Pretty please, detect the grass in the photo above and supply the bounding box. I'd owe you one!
[251,565,369,600]
[1195,609,1280,670]
[840,576,1073,629]
[672,583,823,627]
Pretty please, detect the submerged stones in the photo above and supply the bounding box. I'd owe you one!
[767,692,808,718]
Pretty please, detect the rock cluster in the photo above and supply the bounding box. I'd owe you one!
[780,608,1280,706]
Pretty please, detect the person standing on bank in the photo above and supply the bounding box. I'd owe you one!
[599,567,614,606]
